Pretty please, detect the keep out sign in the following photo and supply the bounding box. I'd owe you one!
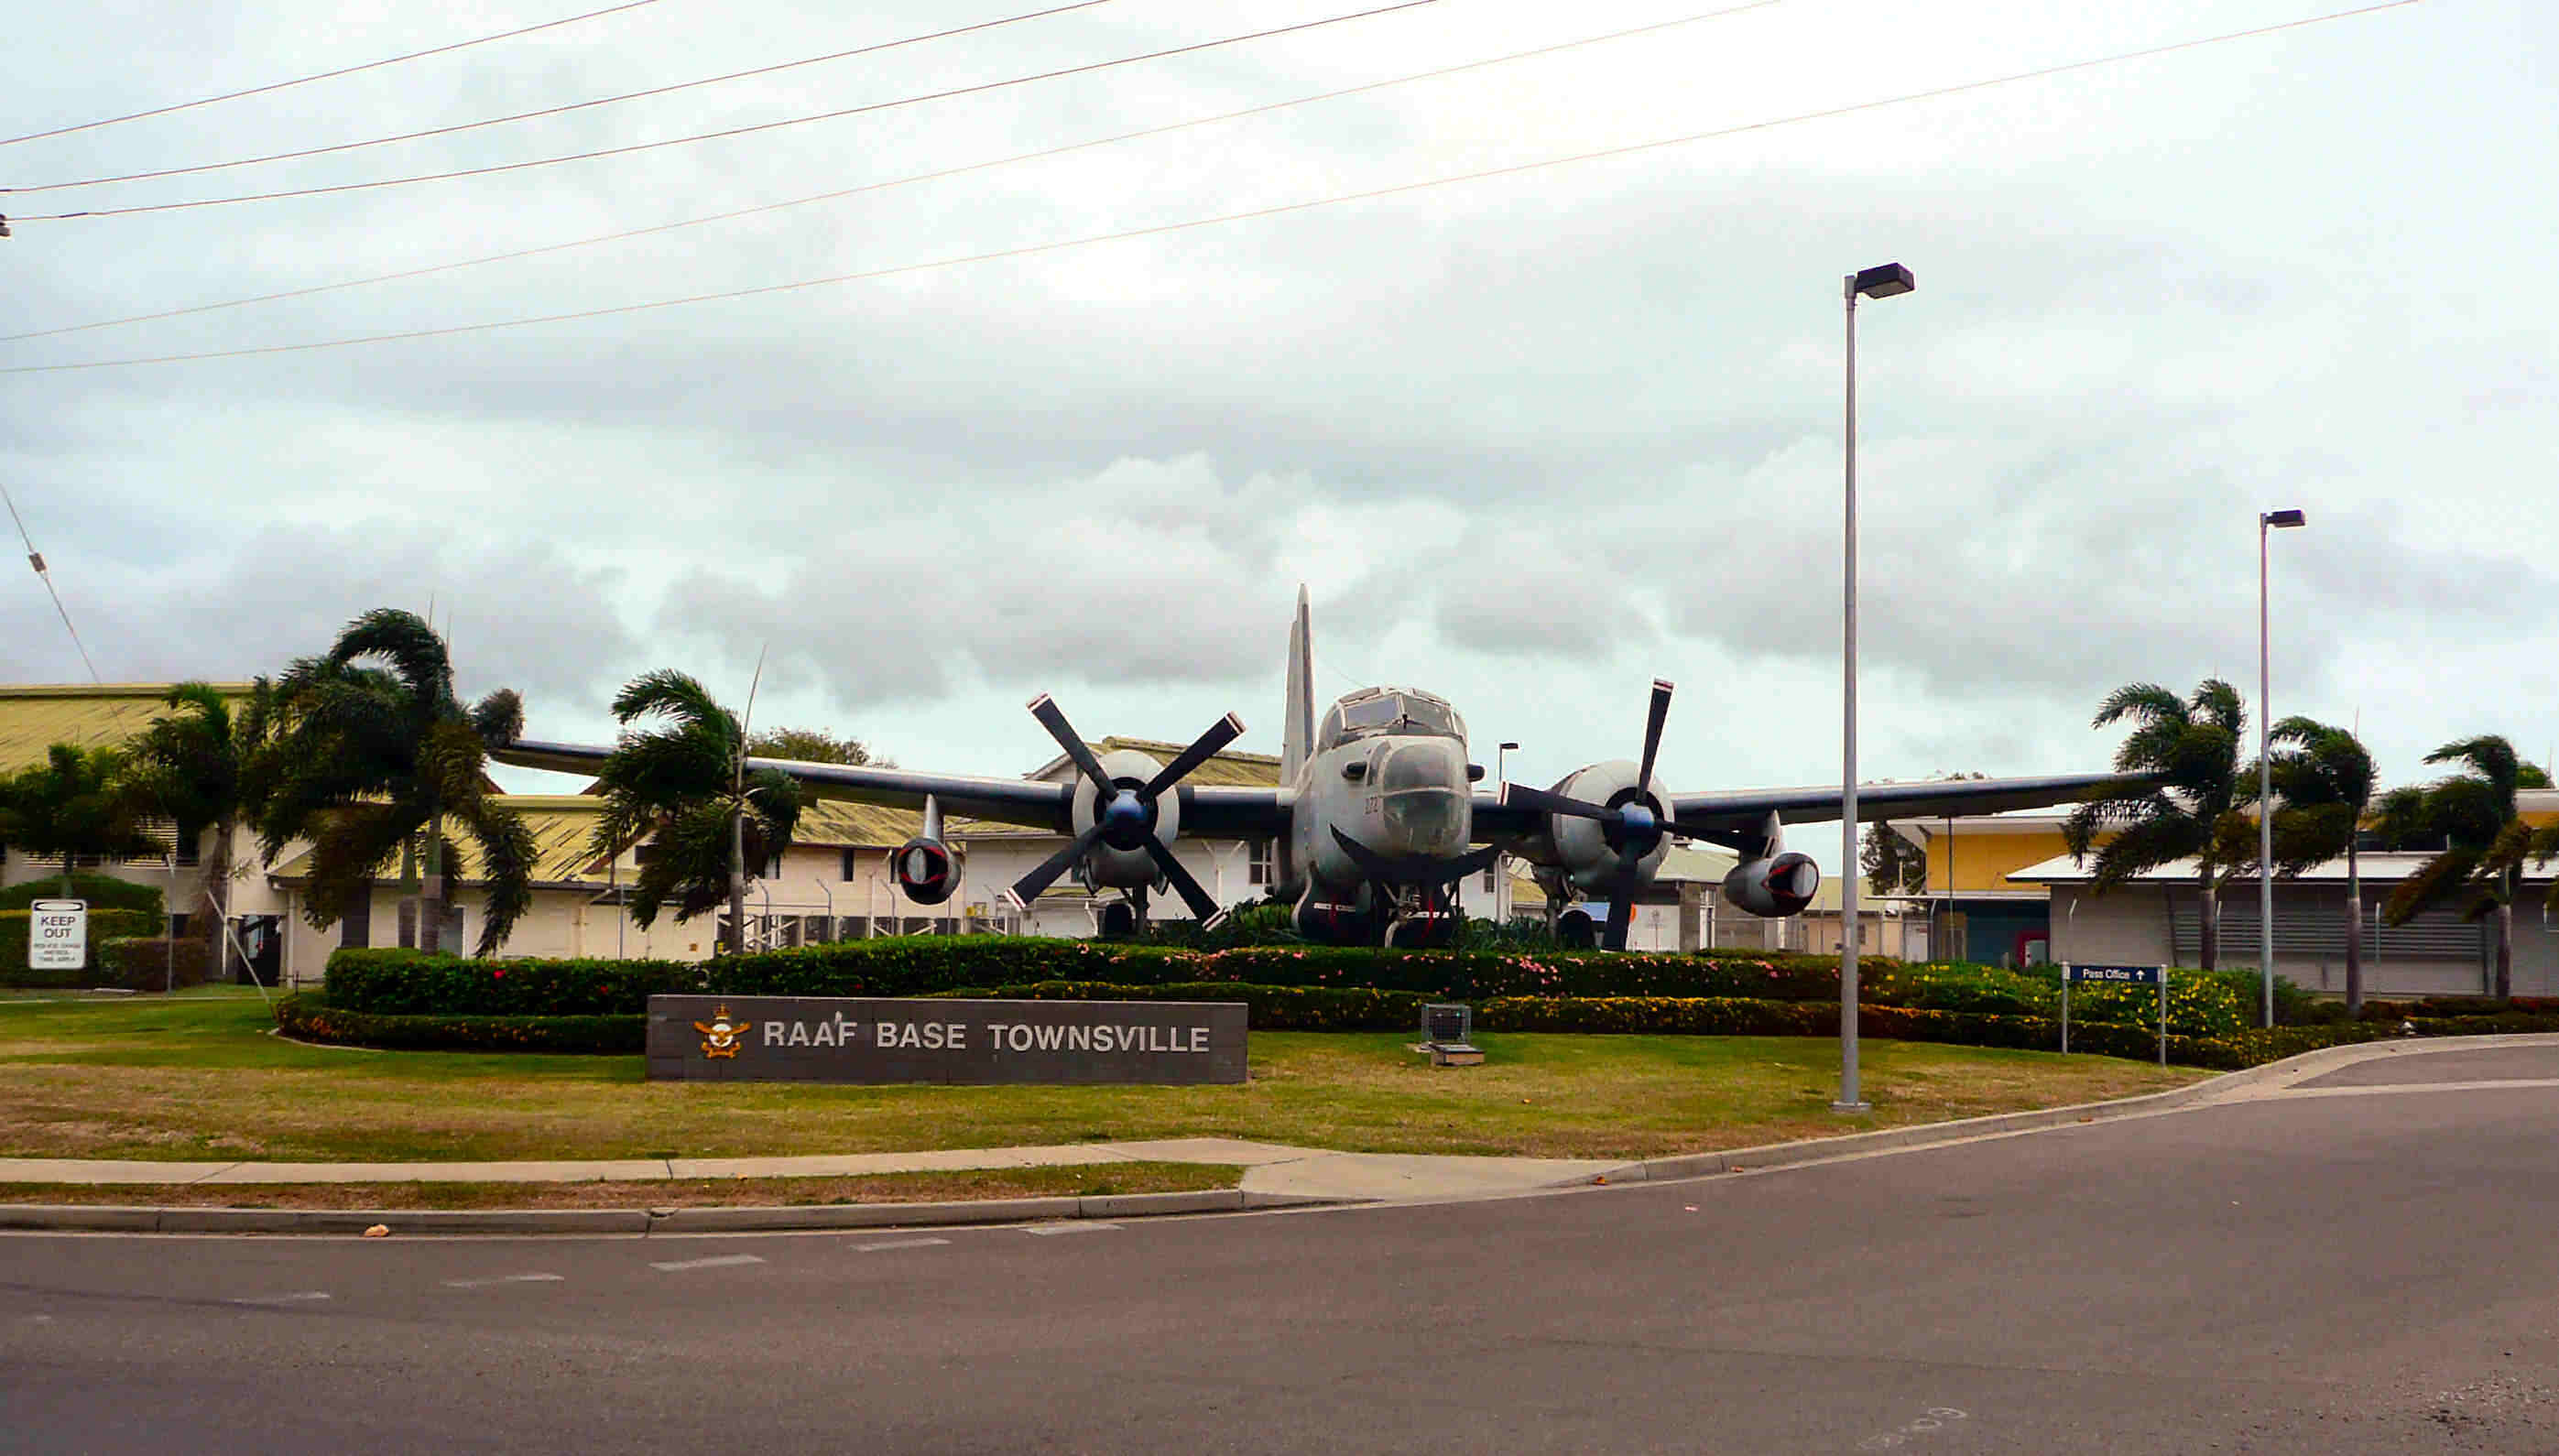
[646,995,1247,1085]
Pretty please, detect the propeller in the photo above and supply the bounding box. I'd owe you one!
[1008,695,1245,928]
[1500,679,1717,951]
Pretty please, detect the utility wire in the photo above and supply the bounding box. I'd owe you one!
[12,0,1125,194]
[4,0,1787,345]
[7,0,1439,222]
[0,484,102,681]
[1,0,669,149]
[0,0,2426,377]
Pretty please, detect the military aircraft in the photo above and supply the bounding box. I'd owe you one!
[495,588,2144,950]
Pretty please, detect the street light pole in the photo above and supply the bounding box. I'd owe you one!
[1836,262,1913,1114]
[2257,507,2305,1028]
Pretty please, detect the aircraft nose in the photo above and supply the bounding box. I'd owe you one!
[1378,741,1468,855]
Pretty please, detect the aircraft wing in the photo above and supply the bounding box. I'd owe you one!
[1470,771,2153,849]
[494,739,1291,840]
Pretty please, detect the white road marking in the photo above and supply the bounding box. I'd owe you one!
[231,1291,331,1306]
[853,1237,951,1253]
[2267,1076,2559,1100]
[648,1254,766,1272]
[441,1273,565,1289]
[1023,1222,1120,1236]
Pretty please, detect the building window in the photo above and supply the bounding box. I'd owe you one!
[1248,841,1274,886]
[762,850,785,879]
[842,848,861,882]
[1483,855,1502,894]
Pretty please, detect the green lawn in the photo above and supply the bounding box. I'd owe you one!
[0,987,2209,1164]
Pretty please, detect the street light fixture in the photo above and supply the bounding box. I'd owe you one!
[2258,507,2305,1027]
[1836,261,1915,1114]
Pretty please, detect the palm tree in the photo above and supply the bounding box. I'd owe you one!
[241,609,534,957]
[585,670,802,952]
[2248,717,2378,1013]
[2063,680,2256,972]
[0,743,166,895]
[114,682,269,929]
[2381,736,2555,1001]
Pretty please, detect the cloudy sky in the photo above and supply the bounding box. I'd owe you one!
[5,0,2552,870]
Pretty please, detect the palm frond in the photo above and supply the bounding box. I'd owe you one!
[611,670,738,742]
[452,798,537,957]
[2477,817,2537,880]
[324,608,456,712]
[2188,679,2246,740]
[2367,785,2434,848]
[299,802,420,930]
[2092,683,2183,732]
[2087,812,2207,892]
[2384,846,2481,925]
[470,689,523,749]
[2425,735,2519,802]
[2270,802,2358,876]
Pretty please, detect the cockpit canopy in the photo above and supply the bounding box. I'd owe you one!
[1317,688,1465,750]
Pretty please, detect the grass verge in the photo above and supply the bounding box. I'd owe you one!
[0,1161,1237,1210]
[0,987,2209,1164]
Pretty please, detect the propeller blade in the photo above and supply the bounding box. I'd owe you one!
[1141,712,1247,801]
[1603,889,1637,951]
[1010,823,1105,905]
[1502,782,1613,820]
[1636,679,1672,795]
[1144,836,1222,922]
[1027,694,1116,789]
[1602,847,1642,951]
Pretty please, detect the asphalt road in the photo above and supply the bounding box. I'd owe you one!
[7,1044,2559,1454]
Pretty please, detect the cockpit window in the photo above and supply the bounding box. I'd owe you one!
[1319,691,1464,749]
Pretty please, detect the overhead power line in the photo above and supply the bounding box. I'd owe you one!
[3,0,1790,345]
[11,0,1124,194]
[6,0,1440,223]
[1,0,669,149]
[0,0,2427,377]
[0,484,102,682]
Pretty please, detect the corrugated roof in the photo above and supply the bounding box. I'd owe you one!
[0,683,256,775]
[267,795,612,887]
[1029,737,1285,789]
[793,799,928,848]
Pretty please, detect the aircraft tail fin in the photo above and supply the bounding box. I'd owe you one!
[1280,584,1313,784]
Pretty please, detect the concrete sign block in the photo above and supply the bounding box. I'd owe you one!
[647,995,1248,1085]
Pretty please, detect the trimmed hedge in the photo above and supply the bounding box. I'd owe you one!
[97,938,212,993]
[276,994,647,1055]
[323,940,2300,1042]
[0,908,162,985]
[941,981,1430,1032]
[0,874,166,918]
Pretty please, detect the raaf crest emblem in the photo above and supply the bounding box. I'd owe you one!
[694,1004,750,1059]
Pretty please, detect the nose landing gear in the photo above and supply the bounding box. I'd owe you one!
[1381,882,1458,949]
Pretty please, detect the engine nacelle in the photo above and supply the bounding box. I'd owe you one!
[1072,748,1182,890]
[1543,759,1672,894]
[1721,853,1820,918]
[892,837,962,905]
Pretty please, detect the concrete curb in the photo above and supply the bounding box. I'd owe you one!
[0,1187,1357,1237]
[1567,1031,2559,1190]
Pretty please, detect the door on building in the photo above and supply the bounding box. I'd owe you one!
[230,916,283,986]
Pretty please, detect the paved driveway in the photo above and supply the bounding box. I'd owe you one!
[6,1041,2557,1453]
